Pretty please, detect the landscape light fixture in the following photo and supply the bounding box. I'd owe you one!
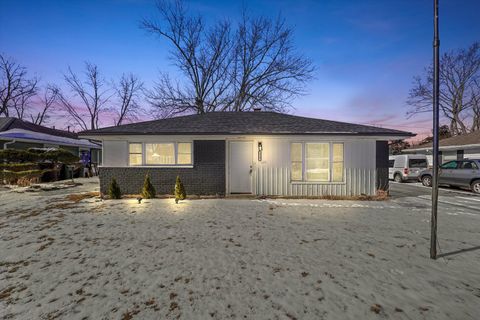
[258,142,263,161]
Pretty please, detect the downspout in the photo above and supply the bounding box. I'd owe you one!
[4,139,16,149]
[2,140,16,184]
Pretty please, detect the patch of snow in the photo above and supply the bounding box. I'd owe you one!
[0,180,479,319]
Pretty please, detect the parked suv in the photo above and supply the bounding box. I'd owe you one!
[389,155,429,183]
[419,159,480,193]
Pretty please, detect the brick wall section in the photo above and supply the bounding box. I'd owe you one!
[99,140,225,195]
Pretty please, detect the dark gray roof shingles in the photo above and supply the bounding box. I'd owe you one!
[80,112,414,137]
[0,117,79,139]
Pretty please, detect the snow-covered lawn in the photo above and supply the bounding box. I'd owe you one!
[1,178,479,320]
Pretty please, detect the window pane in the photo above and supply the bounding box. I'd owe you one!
[460,161,477,169]
[291,143,303,180]
[129,143,142,154]
[177,143,192,164]
[408,159,428,168]
[306,143,329,181]
[129,154,142,166]
[332,162,343,182]
[291,162,302,180]
[440,161,457,169]
[306,143,329,159]
[178,153,192,165]
[178,142,191,154]
[145,143,175,164]
[307,159,329,170]
[306,169,329,181]
[333,143,343,162]
[291,143,302,162]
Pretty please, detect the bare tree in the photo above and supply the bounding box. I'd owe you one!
[228,12,314,112]
[60,62,110,130]
[407,42,480,135]
[142,1,314,116]
[30,85,60,125]
[389,140,411,155]
[142,0,233,116]
[0,54,38,118]
[113,73,144,126]
[470,78,480,131]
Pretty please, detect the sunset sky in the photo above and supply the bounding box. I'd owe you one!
[1,0,479,141]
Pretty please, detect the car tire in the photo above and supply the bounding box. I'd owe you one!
[422,175,432,187]
[471,180,480,194]
[394,174,403,183]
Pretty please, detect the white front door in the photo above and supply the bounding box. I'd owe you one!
[229,141,253,193]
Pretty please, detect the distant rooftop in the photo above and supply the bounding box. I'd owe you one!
[80,111,414,137]
[0,117,78,139]
[408,130,480,150]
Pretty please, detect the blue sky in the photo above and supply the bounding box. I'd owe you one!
[1,0,479,139]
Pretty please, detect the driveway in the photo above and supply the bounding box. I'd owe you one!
[1,178,479,320]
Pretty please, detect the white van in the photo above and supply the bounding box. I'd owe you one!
[389,155,429,182]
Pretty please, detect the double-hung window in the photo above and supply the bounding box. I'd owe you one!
[290,142,344,182]
[306,143,330,181]
[290,143,303,180]
[331,143,344,182]
[129,143,143,166]
[177,143,192,164]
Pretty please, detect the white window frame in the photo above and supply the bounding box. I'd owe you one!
[128,142,193,167]
[290,142,344,183]
[177,142,193,165]
[290,142,304,181]
[331,143,344,182]
[305,142,330,182]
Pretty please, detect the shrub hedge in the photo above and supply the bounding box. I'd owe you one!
[0,148,80,185]
[0,148,80,164]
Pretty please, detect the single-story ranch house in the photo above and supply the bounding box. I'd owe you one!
[80,111,414,197]
[0,117,102,163]
[403,130,480,165]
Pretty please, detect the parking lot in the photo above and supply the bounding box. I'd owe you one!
[390,181,480,214]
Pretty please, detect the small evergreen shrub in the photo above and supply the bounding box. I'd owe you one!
[108,178,122,199]
[174,176,186,203]
[141,174,156,199]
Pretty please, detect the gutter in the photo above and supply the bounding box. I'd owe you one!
[405,143,480,152]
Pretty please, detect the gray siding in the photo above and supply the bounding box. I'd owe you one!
[99,140,225,195]
[251,138,378,196]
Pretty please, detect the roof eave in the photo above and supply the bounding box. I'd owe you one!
[80,131,415,137]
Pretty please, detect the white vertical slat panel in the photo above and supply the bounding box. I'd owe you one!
[251,138,377,197]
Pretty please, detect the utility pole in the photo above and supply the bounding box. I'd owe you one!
[430,0,440,260]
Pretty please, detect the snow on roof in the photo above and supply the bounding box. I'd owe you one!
[0,128,101,149]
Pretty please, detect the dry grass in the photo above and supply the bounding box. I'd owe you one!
[46,202,77,210]
[65,192,99,203]
[0,286,16,301]
[257,189,390,201]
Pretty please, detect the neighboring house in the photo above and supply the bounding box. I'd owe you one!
[80,111,413,196]
[0,117,102,164]
[403,130,480,165]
